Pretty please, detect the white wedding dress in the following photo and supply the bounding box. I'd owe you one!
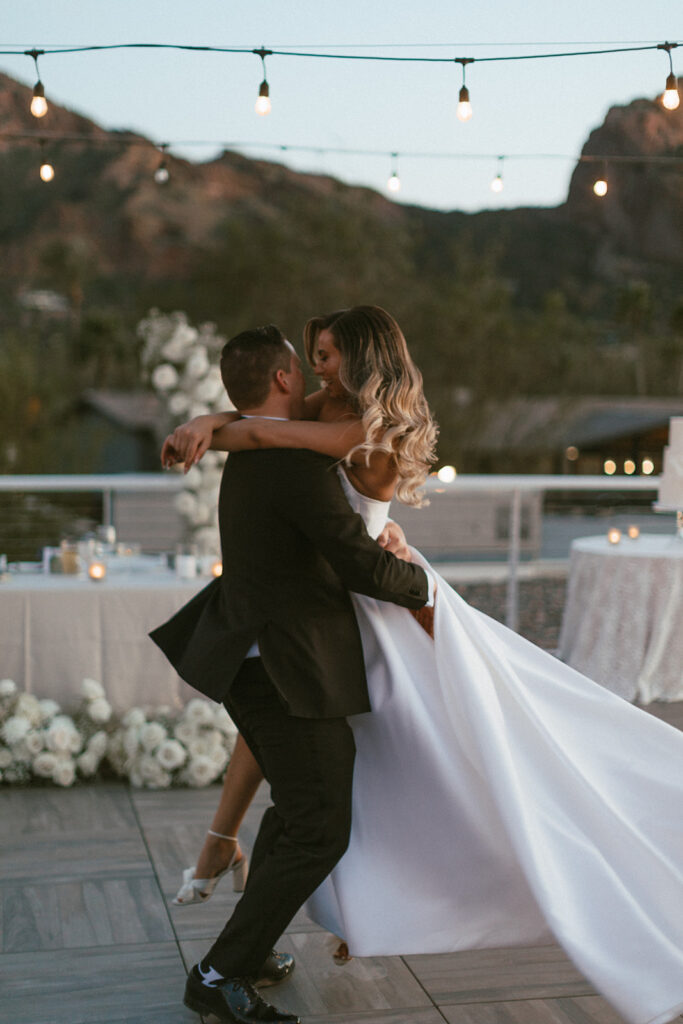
[305,472,683,1024]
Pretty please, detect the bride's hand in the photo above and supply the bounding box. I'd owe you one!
[161,415,223,472]
[377,521,411,562]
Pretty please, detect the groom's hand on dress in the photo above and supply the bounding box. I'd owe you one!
[377,521,412,562]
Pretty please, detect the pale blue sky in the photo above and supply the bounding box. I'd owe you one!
[1,1,680,211]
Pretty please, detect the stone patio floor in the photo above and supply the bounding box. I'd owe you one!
[1,699,682,1024]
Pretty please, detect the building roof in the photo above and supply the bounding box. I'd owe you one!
[80,389,162,433]
[468,397,683,452]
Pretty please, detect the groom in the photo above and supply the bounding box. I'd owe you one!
[151,325,430,1024]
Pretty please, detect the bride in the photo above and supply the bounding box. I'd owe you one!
[162,305,683,1024]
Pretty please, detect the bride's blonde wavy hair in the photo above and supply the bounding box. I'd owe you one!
[303,305,438,506]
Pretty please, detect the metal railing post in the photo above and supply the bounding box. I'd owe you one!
[103,489,114,528]
[506,488,522,632]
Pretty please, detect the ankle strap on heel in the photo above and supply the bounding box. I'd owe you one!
[207,829,238,841]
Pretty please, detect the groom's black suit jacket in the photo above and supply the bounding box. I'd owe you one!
[151,449,429,718]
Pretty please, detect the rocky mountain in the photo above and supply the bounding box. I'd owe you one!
[1,69,681,324]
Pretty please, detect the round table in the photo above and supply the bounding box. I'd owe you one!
[0,566,209,712]
[558,534,683,702]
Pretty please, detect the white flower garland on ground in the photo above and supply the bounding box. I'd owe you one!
[0,678,237,789]
[138,310,234,556]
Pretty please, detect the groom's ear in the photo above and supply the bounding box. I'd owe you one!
[274,368,291,393]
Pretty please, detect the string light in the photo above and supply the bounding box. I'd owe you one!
[38,140,54,182]
[254,47,273,116]
[490,155,504,192]
[154,143,170,184]
[658,42,680,110]
[455,57,474,122]
[27,49,48,118]
[593,161,608,196]
[387,152,401,192]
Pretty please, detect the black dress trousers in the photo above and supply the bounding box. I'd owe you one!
[203,657,356,977]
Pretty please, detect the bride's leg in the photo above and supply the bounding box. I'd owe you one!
[194,732,264,886]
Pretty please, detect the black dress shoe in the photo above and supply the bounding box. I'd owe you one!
[252,950,295,987]
[184,966,301,1023]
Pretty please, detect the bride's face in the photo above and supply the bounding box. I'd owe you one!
[313,329,346,399]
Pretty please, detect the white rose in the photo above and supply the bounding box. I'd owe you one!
[88,698,112,724]
[0,746,13,768]
[161,325,197,362]
[87,731,108,758]
[33,751,58,777]
[2,715,31,746]
[189,501,211,526]
[76,751,98,777]
[123,726,141,760]
[123,708,146,728]
[168,392,190,416]
[81,678,105,700]
[68,729,83,754]
[185,346,210,379]
[182,466,203,492]
[52,758,76,787]
[0,679,17,698]
[152,363,179,391]
[15,693,43,726]
[39,699,61,723]
[156,738,187,771]
[211,747,229,771]
[188,737,212,759]
[173,721,196,745]
[213,706,236,735]
[24,730,44,756]
[140,722,167,752]
[138,754,170,788]
[183,699,215,726]
[129,767,143,788]
[193,372,223,404]
[174,491,198,518]
[193,527,220,557]
[184,755,217,787]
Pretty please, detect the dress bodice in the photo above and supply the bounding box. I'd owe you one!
[337,469,391,540]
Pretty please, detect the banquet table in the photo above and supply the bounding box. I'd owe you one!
[0,564,209,712]
[558,533,683,702]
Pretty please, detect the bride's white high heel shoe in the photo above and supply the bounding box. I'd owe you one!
[173,830,249,905]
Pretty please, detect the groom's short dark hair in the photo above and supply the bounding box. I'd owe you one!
[220,325,292,409]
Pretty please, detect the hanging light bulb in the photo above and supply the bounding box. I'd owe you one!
[455,57,474,122]
[592,160,608,196]
[387,153,401,193]
[31,81,48,118]
[255,80,271,116]
[253,47,273,116]
[39,141,54,182]
[662,72,680,110]
[658,42,680,110]
[457,85,472,122]
[27,49,48,118]
[154,145,170,184]
[490,156,504,192]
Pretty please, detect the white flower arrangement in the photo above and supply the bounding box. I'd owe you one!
[0,677,237,789]
[138,309,234,557]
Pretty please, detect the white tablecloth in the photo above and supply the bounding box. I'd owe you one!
[0,571,209,712]
[558,534,683,702]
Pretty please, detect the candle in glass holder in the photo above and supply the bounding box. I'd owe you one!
[211,560,223,578]
[607,528,622,545]
[627,525,640,540]
[88,560,107,581]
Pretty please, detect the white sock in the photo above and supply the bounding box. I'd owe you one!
[198,963,224,988]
